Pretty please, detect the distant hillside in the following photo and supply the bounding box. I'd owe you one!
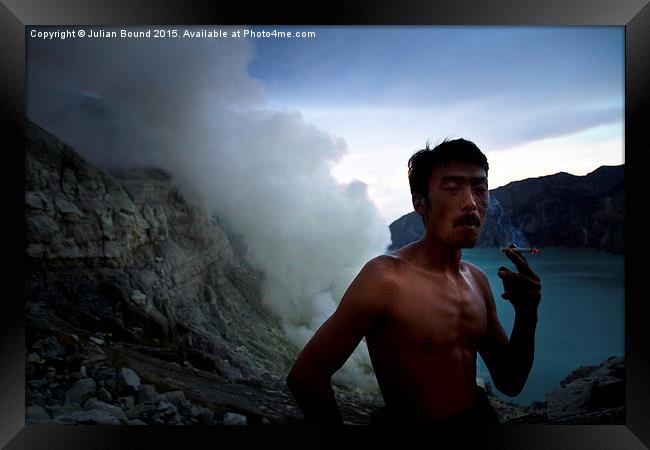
[388,166,624,253]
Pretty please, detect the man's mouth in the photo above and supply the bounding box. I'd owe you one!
[454,215,481,228]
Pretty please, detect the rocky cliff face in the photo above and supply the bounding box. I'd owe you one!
[25,120,382,425]
[501,356,625,424]
[388,166,624,253]
[25,119,293,380]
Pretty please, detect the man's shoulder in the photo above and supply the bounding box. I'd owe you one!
[355,255,409,292]
[463,260,486,277]
[462,260,492,295]
[363,254,403,278]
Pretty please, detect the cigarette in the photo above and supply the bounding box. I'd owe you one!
[500,247,540,254]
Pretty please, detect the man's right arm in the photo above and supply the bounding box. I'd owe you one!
[286,256,395,425]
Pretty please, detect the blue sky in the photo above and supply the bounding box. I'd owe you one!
[246,26,624,222]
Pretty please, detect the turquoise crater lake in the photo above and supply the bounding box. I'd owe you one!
[463,247,624,406]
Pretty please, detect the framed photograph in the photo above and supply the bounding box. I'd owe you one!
[2,1,648,448]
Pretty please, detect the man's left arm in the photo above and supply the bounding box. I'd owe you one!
[477,247,541,397]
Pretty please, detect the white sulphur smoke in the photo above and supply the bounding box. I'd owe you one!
[27,27,391,391]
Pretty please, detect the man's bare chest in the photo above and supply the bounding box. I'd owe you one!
[375,272,488,353]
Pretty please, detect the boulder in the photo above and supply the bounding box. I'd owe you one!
[137,384,159,404]
[160,390,185,405]
[119,367,141,392]
[156,400,177,416]
[128,419,148,425]
[127,403,156,420]
[74,409,122,425]
[32,336,63,359]
[223,412,247,426]
[97,387,112,403]
[64,378,96,405]
[193,406,214,425]
[84,399,128,423]
[25,405,51,424]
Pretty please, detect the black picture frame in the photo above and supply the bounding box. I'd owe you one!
[1,1,648,448]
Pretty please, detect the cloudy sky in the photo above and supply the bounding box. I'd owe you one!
[248,26,624,222]
[28,26,624,225]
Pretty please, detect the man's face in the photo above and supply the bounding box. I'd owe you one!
[416,161,490,248]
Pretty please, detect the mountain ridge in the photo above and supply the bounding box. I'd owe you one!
[389,165,624,252]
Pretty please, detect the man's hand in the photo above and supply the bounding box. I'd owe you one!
[498,244,541,314]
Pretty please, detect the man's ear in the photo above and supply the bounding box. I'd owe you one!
[412,193,428,215]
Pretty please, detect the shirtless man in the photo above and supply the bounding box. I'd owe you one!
[286,138,541,425]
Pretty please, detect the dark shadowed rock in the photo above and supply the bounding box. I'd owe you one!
[160,390,185,404]
[84,399,128,423]
[64,378,96,405]
[26,405,51,424]
[504,355,625,424]
[223,412,247,426]
[32,336,63,359]
[119,367,141,392]
[137,384,159,404]
[97,387,112,403]
[73,409,122,425]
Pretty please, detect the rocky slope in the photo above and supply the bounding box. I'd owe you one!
[24,120,623,425]
[500,356,625,424]
[24,119,382,425]
[388,166,624,253]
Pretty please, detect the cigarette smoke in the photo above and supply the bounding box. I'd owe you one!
[27,27,390,391]
[489,197,530,248]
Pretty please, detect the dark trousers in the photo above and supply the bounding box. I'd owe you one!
[370,386,500,427]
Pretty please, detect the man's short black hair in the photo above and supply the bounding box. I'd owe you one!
[408,138,489,199]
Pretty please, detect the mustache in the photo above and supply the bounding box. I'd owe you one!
[453,214,481,227]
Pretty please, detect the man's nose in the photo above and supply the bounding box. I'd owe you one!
[461,186,478,211]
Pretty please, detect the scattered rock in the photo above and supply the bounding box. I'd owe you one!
[97,387,112,403]
[73,409,122,425]
[122,396,135,410]
[84,399,128,423]
[64,378,96,405]
[191,405,214,424]
[156,400,177,416]
[137,384,159,404]
[119,367,141,392]
[89,336,105,346]
[45,403,80,418]
[223,412,247,426]
[546,357,622,422]
[26,192,47,210]
[160,390,185,404]
[26,352,42,364]
[52,415,79,424]
[127,403,156,420]
[26,405,51,424]
[32,336,63,359]
[128,419,148,425]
